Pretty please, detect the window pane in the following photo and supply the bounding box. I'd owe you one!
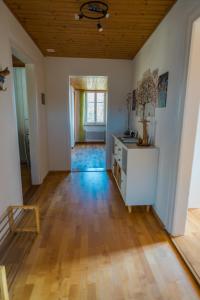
[96,93,105,123]
[97,102,104,123]
[87,93,95,123]
[87,92,95,103]
[96,92,104,103]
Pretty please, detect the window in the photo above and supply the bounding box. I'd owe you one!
[85,92,106,124]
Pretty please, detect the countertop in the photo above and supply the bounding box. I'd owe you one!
[114,135,158,150]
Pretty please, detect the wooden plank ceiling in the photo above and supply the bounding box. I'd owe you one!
[4,0,176,59]
[70,76,108,90]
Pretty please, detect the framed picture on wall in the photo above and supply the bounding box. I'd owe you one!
[157,72,169,108]
[132,89,136,111]
[41,93,46,105]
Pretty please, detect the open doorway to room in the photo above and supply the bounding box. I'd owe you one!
[172,17,200,283]
[12,55,32,202]
[173,107,200,282]
[69,76,107,172]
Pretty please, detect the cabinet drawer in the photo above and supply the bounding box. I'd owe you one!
[116,155,122,167]
[116,145,122,165]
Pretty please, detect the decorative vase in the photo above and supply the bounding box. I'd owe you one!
[138,120,150,146]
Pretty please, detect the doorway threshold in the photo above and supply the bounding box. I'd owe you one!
[171,209,200,285]
[71,168,106,173]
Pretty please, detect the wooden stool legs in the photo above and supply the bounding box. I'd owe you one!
[0,266,9,300]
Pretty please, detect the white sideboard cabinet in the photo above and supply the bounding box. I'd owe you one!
[112,135,159,213]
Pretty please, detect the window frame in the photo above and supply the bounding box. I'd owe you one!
[85,91,106,125]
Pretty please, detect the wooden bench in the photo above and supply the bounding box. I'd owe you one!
[8,205,40,234]
[0,266,9,300]
[0,205,40,300]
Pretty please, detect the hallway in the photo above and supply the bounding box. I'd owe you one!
[11,172,200,300]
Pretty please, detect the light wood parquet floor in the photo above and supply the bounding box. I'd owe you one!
[172,208,200,285]
[10,172,200,300]
[21,163,32,196]
[71,143,106,171]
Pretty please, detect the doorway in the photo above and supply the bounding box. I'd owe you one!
[69,76,108,172]
[173,106,200,282]
[172,17,200,283]
[12,55,32,202]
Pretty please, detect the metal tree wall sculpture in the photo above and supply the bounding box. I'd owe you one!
[136,69,158,119]
[136,69,158,146]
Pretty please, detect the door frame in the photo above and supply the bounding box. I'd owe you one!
[171,13,200,236]
[68,75,108,172]
[11,43,41,186]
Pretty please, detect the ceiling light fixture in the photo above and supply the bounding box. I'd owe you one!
[75,1,109,32]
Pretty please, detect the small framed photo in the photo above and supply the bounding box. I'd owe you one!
[157,72,168,108]
[132,89,136,111]
[41,93,46,105]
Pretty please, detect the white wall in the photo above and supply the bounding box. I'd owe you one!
[0,1,48,216]
[84,125,106,142]
[130,0,200,233]
[45,58,132,170]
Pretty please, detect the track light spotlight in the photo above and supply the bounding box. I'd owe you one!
[97,23,103,32]
[74,13,84,20]
[74,13,80,20]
